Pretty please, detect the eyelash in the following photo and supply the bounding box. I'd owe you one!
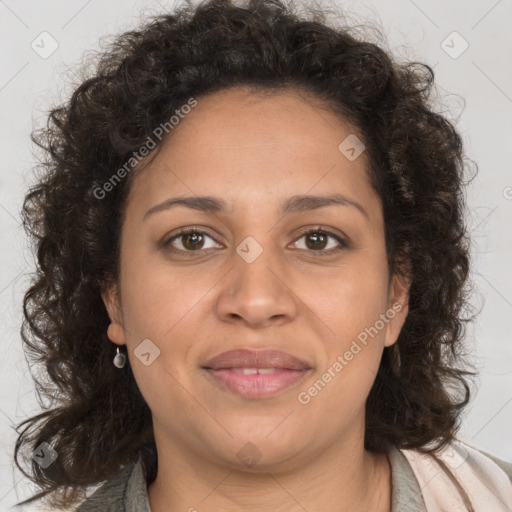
[162,225,349,256]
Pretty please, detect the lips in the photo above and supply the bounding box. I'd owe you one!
[202,349,311,371]
[202,349,312,399]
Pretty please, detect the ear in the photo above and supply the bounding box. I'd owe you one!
[101,279,126,346]
[383,271,410,348]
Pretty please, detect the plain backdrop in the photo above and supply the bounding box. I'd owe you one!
[1,0,511,510]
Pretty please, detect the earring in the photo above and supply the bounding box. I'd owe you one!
[113,346,126,368]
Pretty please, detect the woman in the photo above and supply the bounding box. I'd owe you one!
[14,0,512,510]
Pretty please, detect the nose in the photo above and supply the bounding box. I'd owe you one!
[215,244,298,329]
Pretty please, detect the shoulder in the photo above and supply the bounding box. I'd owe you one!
[475,445,512,484]
[459,440,512,483]
[400,438,512,510]
[74,455,149,511]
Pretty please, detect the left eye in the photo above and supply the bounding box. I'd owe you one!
[292,230,347,253]
[163,228,347,254]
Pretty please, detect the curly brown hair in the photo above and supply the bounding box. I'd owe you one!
[14,0,478,509]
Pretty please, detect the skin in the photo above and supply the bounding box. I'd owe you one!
[102,86,410,512]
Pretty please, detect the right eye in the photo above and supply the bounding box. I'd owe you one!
[162,227,223,253]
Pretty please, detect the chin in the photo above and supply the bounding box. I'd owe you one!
[207,430,306,472]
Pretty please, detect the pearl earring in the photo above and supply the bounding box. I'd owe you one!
[113,346,126,368]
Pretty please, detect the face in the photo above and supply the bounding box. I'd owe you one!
[102,86,409,472]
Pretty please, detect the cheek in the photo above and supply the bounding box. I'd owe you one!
[309,259,389,343]
[119,251,213,340]
[118,261,204,419]
[301,259,389,403]
[297,323,385,424]
[118,252,217,394]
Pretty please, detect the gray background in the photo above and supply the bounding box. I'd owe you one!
[1,0,511,509]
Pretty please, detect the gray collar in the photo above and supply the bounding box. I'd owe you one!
[388,445,428,512]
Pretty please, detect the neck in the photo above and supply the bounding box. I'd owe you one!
[147,428,391,512]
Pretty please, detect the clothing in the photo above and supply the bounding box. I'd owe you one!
[402,439,512,511]
[74,439,512,511]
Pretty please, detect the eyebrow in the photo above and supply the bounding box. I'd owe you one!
[143,193,369,221]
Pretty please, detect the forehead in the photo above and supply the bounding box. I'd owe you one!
[124,86,381,225]
[170,86,354,150]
